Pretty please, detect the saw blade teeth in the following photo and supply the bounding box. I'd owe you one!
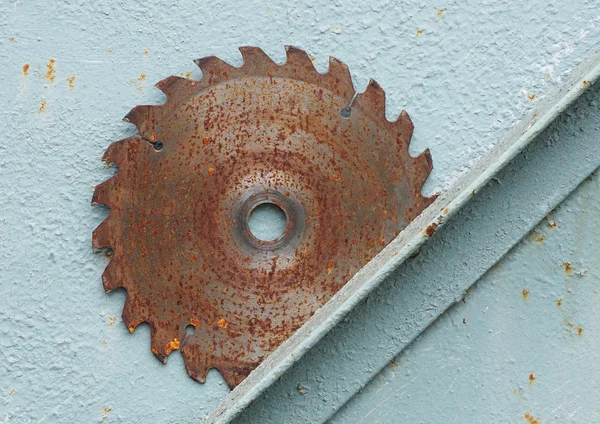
[194,56,238,85]
[150,322,185,363]
[354,78,387,118]
[239,46,278,70]
[284,45,317,74]
[393,110,414,148]
[92,218,113,252]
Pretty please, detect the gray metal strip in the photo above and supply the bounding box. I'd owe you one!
[206,52,600,423]
[232,74,600,423]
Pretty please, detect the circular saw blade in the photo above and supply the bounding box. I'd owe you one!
[92,46,435,388]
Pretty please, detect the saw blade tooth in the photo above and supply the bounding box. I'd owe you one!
[92,218,113,252]
[155,75,189,97]
[239,46,278,71]
[91,177,115,207]
[353,78,387,118]
[411,148,434,194]
[122,294,147,334]
[194,56,237,85]
[325,57,355,101]
[102,255,124,293]
[180,334,209,383]
[123,105,160,137]
[284,45,317,74]
[392,110,414,150]
[149,322,185,363]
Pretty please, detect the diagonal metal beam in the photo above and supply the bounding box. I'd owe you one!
[206,52,600,424]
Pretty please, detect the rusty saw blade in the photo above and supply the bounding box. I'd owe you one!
[92,46,435,388]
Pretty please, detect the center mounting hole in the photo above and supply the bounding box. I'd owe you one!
[248,203,287,241]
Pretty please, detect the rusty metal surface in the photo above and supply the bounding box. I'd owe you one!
[91,46,435,388]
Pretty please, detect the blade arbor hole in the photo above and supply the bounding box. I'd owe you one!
[248,203,287,241]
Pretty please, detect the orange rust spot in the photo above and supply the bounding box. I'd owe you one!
[522,289,529,299]
[22,63,30,77]
[66,75,75,89]
[38,100,47,112]
[389,359,399,368]
[149,133,156,142]
[424,222,438,237]
[563,262,573,273]
[151,346,159,355]
[528,373,535,383]
[442,208,449,214]
[190,318,201,327]
[435,8,444,17]
[203,136,211,145]
[527,92,536,101]
[524,412,541,424]
[102,338,107,345]
[331,173,341,181]
[184,72,192,78]
[101,407,111,418]
[137,73,146,81]
[546,220,557,228]
[166,338,181,353]
[218,318,228,329]
[108,317,116,326]
[327,268,332,275]
[416,29,424,36]
[190,253,198,263]
[382,209,387,219]
[128,326,135,333]
[556,299,562,307]
[45,59,56,83]
[143,49,149,55]
[208,167,216,176]
[379,237,386,246]
[577,327,583,336]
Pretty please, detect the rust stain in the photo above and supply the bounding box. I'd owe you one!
[22,63,30,77]
[563,262,573,274]
[425,222,438,237]
[101,407,111,418]
[66,75,76,89]
[143,49,149,55]
[108,317,116,326]
[577,327,583,336]
[528,373,535,383]
[522,289,529,299]
[102,338,108,345]
[137,73,146,81]
[527,92,536,101]
[435,8,444,17]
[45,59,56,83]
[166,338,181,353]
[38,100,47,112]
[442,207,449,214]
[91,46,436,388]
[331,173,341,181]
[556,299,562,307]
[8,37,15,42]
[416,29,424,36]
[8,388,16,397]
[524,412,542,424]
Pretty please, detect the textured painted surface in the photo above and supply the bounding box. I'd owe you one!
[333,170,600,423]
[1,1,599,422]
[231,76,600,424]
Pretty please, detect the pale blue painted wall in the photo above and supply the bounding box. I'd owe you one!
[1,1,599,422]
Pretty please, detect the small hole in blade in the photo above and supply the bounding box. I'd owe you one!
[340,107,351,118]
[248,203,287,241]
[153,141,164,151]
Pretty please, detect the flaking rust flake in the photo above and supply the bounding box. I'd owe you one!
[92,46,435,388]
